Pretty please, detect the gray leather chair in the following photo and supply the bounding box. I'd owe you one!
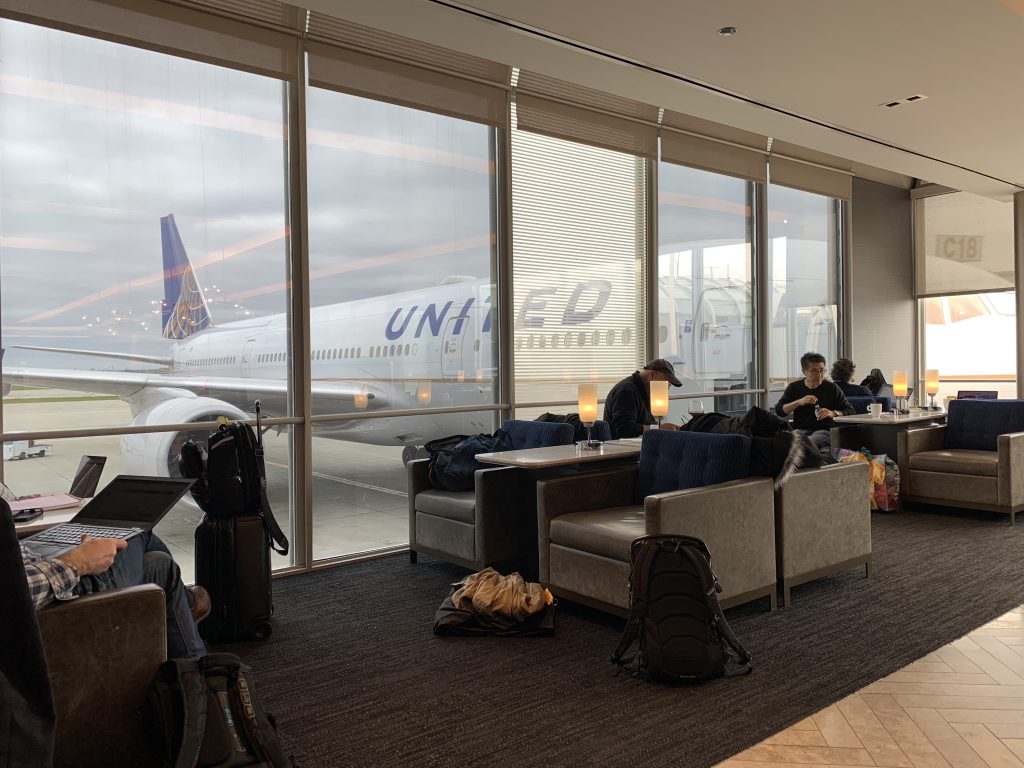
[774,462,871,605]
[536,430,777,615]
[899,399,1024,524]
[409,419,574,576]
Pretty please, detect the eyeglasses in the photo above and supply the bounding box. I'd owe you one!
[804,367,826,374]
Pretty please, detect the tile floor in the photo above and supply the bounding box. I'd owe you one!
[717,605,1024,767]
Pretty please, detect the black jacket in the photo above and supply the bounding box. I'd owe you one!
[774,379,853,430]
[603,372,653,439]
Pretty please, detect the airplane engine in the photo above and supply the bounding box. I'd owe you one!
[120,396,248,477]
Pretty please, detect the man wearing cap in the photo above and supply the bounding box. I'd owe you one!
[602,359,682,439]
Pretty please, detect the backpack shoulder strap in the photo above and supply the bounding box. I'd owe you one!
[611,537,655,664]
[679,544,752,676]
[252,402,289,556]
[153,659,208,768]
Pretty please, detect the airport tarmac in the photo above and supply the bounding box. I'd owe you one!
[4,394,409,583]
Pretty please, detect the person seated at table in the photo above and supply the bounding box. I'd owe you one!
[775,352,854,463]
[603,359,681,439]
[859,368,888,396]
[21,530,210,659]
[830,357,873,397]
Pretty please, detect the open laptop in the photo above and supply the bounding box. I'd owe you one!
[21,475,195,558]
[9,455,107,513]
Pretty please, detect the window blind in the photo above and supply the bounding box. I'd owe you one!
[660,110,767,183]
[769,140,852,200]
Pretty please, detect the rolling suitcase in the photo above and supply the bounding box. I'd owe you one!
[195,514,274,642]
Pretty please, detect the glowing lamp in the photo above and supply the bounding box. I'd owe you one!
[417,382,432,405]
[892,370,909,414]
[650,380,669,428]
[578,383,598,426]
[353,387,368,409]
[925,369,940,409]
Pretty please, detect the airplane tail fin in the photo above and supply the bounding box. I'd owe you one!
[161,214,212,340]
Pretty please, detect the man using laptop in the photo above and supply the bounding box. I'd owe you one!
[21,530,210,660]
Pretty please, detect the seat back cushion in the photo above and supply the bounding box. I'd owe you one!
[635,430,751,502]
[501,419,575,449]
[590,420,612,442]
[847,395,892,414]
[945,399,1024,451]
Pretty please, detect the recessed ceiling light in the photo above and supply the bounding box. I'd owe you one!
[718,26,738,37]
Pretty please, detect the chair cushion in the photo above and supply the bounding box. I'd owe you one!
[549,506,644,562]
[415,490,476,523]
[635,430,750,502]
[908,449,999,477]
[945,399,1024,451]
[501,419,575,450]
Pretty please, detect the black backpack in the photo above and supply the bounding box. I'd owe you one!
[425,430,509,491]
[611,535,752,683]
[179,401,288,556]
[148,653,295,768]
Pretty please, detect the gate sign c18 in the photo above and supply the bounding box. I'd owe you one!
[936,234,983,262]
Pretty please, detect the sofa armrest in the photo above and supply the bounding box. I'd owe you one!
[536,467,638,580]
[407,458,432,549]
[897,424,946,496]
[997,431,1024,507]
[644,477,775,603]
[38,585,166,768]
[775,463,870,583]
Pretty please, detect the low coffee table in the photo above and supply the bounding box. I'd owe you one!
[832,411,947,460]
[476,439,641,469]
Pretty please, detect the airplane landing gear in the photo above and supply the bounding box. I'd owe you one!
[402,445,426,466]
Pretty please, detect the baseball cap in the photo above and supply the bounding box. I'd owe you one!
[643,359,682,387]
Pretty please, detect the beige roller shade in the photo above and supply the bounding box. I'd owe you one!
[1,0,299,79]
[306,14,509,127]
[769,141,853,200]
[515,71,659,157]
[660,110,767,182]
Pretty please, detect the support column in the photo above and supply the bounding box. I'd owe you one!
[1015,192,1024,398]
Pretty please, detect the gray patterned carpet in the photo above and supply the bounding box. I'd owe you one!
[220,507,1024,768]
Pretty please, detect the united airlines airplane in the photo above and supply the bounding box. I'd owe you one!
[4,215,613,475]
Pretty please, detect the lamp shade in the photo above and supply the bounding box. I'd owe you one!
[925,369,940,396]
[353,387,368,409]
[893,370,909,398]
[417,382,432,405]
[650,380,669,418]
[577,383,598,425]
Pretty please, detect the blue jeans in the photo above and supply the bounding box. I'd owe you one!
[75,531,205,659]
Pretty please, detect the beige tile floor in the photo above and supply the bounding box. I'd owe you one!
[716,605,1024,768]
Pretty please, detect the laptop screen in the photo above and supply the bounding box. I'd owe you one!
[73,475,195,527]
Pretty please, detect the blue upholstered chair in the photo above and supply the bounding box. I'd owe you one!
[536,430,777,614]
[408,420,574,575]
[901,399,1024,524]
[846,395,893,414]
[590,420,612,442]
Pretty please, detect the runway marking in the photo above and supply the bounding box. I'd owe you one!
[266,460,406,497]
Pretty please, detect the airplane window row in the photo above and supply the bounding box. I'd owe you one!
[514,329,632,351]
[186,356,237,367]
[310,347,362,361]
[367,343,418,359]
[257,352,288,363]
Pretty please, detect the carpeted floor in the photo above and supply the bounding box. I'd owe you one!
[220,508,1024,768]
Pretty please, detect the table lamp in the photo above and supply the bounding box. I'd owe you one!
[417,382,431,405]
[353,387,368,409]
[925,369,940,410]
[650,380,669,428]
[892,370,909,415]
[577,383,601,449]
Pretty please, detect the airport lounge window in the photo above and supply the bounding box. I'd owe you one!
[511,126,648,407]
[658,163,754,421]
[0,20,293,575]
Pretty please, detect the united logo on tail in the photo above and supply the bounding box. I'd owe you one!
[161,214,212,340]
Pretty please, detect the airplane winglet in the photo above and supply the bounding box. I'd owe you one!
[161,214,212,340]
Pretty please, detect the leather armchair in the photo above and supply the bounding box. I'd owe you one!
[409,419,574,576]
[774,462,871,605]
[899,399,1024,524]
[536,430,777,615]
[38,585,167,768]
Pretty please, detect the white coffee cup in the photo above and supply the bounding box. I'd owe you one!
[868,402,883,418]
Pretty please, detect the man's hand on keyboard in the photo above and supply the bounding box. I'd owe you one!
[57,534,129,576]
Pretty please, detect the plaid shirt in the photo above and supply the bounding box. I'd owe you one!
[20,545,79,610]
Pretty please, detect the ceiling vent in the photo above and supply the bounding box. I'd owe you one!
[880,94,929,108]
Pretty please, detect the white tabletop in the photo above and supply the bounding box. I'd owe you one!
[833,411,946,426]
[476,440,641,468]
[14,506,81,537]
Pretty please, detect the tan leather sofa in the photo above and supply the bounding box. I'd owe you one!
[774,462,872,605]
[38,585,166,768]
[536,431,778,615]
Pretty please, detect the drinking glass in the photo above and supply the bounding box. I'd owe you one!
[687,400,704,418]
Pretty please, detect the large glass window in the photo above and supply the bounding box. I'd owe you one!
[767,184,839,389]
[305,89,498,560]
[510,124,647,409]
[658,163,753,421]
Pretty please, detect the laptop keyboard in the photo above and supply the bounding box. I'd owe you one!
[32,524,139,546]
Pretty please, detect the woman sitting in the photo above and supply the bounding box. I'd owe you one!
[859,367,888,396]
[831,357,873,397]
